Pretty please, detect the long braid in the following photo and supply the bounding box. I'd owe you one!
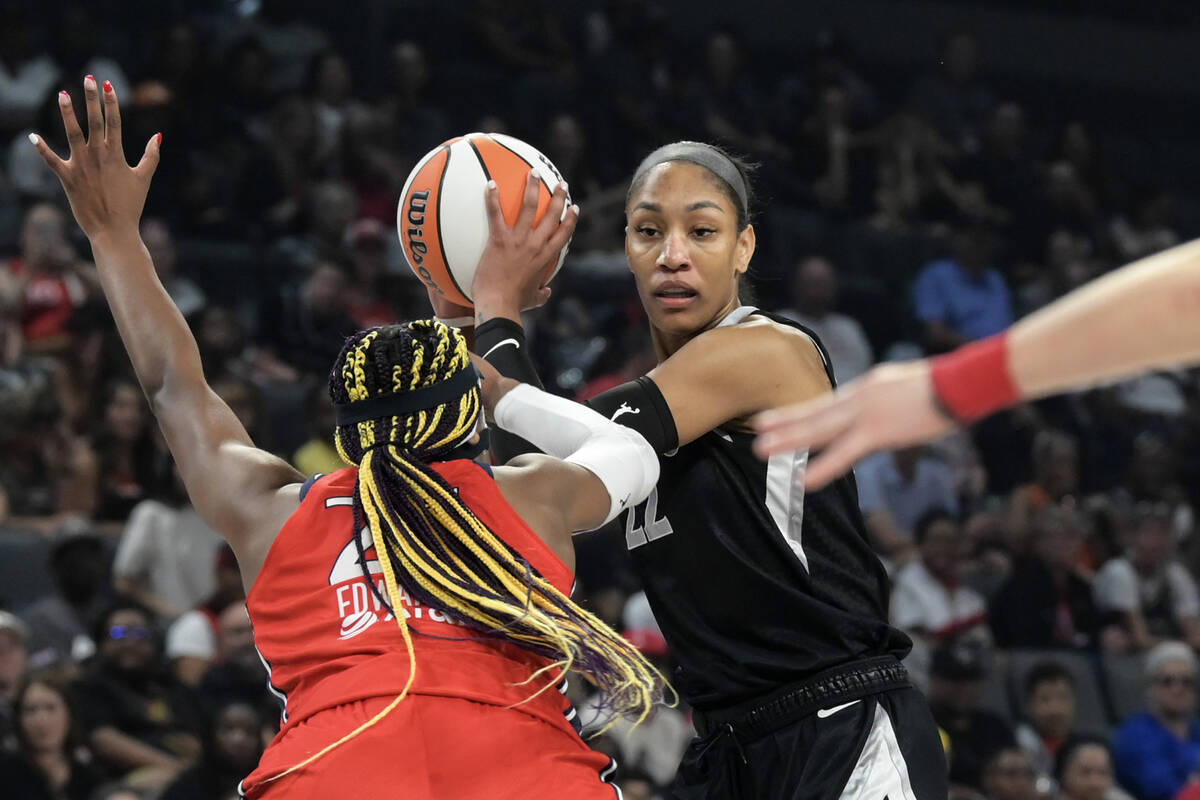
[268,320,667,781]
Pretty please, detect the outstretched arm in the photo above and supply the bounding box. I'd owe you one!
[32,78,302,583]
[754,238,1200,488]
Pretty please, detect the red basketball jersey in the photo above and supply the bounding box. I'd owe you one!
[245,461,577,733]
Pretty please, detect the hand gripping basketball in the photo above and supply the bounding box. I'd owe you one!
[472,171,579,317]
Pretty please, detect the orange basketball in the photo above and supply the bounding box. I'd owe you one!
[397,133,572,308]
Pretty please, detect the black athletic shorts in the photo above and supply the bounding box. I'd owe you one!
[670,681,947,799]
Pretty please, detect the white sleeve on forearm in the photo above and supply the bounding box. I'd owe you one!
[493,383,659,526]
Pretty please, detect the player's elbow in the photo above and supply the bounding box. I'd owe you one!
[568,425,660,529]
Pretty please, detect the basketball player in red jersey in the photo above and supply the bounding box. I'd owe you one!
[754,237,1200,488]
[31,78,664,798]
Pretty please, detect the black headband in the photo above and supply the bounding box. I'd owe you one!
[632,141,748,214]
[334,365,481,427]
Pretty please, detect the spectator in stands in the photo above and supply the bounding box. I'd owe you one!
[210,375,270,454]
[1008,429,1080,552]
[959,511,1015,603]
[254,258,358,378]
[1025,161,1103,261]
[308,50,367,157]
[159,700,266,800]
[21,522,108,670]
[292,383,342,477]
[0,611,30,740]
[342,219,396,330]
[960,101,1034,223]
[195,306,251,381]
[164,546,245,688]
[855,446,959,564]
[1110,188,1180,264]
[1,673,104,799]
[794,81,876,217]
[5,203,94,354]
[927,639,1015,792]
[892,510,989,688]
[233,95,331,236]
[980,747,1040,800]
[990,507,1104,650]
[139,219,205,321]
[1056,736,1129,800]
[693,27,791,166]
[112,480,224,622]
[90,377,165,522]
[268,179,358,274]
[197,603,269,716]
[72,601,202,785]
[1014,661,1078,788]
[907,30,995,154]
[1113,641,1200,800]
[913,221,1014,353]
[376,40,452,169]
[1119,434,1195,545]
[778,255,873,383]
[1094,503,1200,652]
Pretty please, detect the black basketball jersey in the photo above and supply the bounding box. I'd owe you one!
[616,307,911,711]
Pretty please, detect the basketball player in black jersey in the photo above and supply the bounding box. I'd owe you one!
[432,143,947,799]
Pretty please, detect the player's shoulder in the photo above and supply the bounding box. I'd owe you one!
[684,312,813,351]
[699,312,826,370]
[297,467,356,503]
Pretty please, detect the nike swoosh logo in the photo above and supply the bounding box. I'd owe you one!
[482,338,520,359]
[816,700,861,718]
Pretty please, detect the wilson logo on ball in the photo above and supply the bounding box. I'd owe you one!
[397,133,571,308]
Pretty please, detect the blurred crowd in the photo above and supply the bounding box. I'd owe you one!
[1,2,1199,799]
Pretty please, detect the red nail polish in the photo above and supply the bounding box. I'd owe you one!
[59,91,68,97]
[103,80,113,93]
[85,74,94,82]
[156,133,163,147]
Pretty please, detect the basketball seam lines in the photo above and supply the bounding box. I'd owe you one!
[467,138,493,181]
[489,136,555,193]
[437,143,468,302]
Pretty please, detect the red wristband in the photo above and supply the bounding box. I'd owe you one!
[928,333,1021,424]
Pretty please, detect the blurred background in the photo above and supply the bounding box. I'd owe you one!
[1,1,1200,799]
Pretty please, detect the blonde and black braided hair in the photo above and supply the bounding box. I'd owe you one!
[269,320,666,781]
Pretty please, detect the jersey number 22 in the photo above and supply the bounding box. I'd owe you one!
[625,488,674,550]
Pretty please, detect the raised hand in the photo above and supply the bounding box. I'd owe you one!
[752,360,955,490]
[472,170,578,319]
[29,76,161,241]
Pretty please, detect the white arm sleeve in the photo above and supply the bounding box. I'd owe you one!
[493,383,659,527]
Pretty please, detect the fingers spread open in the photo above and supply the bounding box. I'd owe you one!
[482,179,514,239]
[133,133,162,182]
[58,92,86,155]
[82,75,104,146]
[536,181,570,235]
[28,133,67,180]
[101,80,123,153]
[542,203,578,261]
[514,169,541,231]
